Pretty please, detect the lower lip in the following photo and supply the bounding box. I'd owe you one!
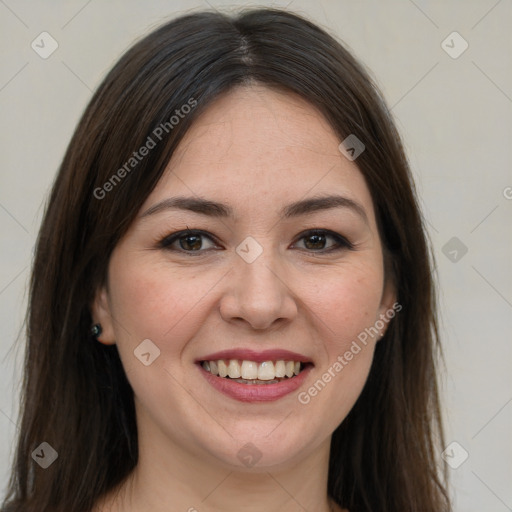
[197,364,313,402]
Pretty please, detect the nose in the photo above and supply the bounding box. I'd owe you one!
[219,248,298,331]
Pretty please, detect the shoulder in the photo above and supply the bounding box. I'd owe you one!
[330,500,349,512]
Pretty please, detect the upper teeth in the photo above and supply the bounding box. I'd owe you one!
[202,360,302,380]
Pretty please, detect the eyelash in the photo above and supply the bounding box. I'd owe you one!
[158,228,354,255]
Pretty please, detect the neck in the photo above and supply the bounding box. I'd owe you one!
[95,410,338,512]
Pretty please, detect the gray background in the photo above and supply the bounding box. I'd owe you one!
[1,0,511,510]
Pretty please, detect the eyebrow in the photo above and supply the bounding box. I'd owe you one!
[140,194,368,224]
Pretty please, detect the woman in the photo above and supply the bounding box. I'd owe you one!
[1,8,450,512]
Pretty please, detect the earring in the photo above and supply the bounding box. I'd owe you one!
[91,323,102,339]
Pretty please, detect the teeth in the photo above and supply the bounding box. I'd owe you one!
[275,360,286,378]
[241,360,258,380]
[217,360,228,378]
[257,361,275,380]
[227,359,241,378]
[201,359,305,380]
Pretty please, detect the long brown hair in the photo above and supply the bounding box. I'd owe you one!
[2,8,450,512]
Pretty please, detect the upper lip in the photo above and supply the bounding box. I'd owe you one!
[196,349,313,364]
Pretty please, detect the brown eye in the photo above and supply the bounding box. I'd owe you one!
[294,229,353,252]
[303,233,328,250]
[178,234,203,251]
[160,230,218,253]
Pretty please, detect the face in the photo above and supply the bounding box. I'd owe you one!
[93,85,395,471]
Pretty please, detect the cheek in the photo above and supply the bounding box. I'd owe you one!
[107,257,223,363]
[297,264,384,417]
[295,262,383,413]
[305,263,384,346]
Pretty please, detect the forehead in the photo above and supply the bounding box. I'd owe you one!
[142,85,376,223]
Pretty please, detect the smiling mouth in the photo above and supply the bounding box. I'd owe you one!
[200,359,311,385]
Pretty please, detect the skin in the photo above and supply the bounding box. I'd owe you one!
[92,85,395,512]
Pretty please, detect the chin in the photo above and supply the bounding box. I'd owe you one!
[197,425,320,472]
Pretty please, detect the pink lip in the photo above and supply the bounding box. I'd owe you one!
[197,363,313,402]
[196,348,312,364]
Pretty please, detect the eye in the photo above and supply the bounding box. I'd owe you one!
[158,228,353,255]
[293,229,353,252]
[159,229,219,253]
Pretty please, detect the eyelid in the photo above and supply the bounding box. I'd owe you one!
[158,228,354,254]
[159,229,220,252]
[291,229,354,252]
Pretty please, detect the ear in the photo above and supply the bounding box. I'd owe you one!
[376,271,398,340]
[91,286,116,345]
